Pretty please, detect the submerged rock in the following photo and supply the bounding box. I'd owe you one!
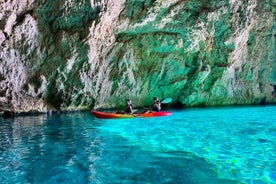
[0,0,275,112]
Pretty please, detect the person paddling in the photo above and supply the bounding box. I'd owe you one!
[125,99,134,114]
[152,97,161,111]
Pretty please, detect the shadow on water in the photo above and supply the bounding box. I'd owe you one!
[130,151,240,184]
[88,127,241,184]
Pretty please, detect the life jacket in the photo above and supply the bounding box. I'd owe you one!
[125,104,133,113]
[152,101,161,111]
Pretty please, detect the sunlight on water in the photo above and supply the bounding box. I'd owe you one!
[99,106,276,184]
[0,106,275,184]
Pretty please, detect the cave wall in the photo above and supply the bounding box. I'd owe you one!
[0,0,275,112]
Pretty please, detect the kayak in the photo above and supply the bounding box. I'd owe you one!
[91,110,172,119]
[91,110,135,119]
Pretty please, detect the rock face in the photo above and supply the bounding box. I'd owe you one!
[0,0,275,112]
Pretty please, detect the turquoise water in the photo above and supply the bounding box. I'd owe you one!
[0,106,275,184]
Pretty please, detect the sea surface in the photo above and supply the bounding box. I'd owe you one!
[0,106,275,184]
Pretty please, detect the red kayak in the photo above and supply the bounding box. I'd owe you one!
[91,110,172,119]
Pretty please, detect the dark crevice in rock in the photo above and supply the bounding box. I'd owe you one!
[1,111,15,118]
[45,78,63,110]
[214,63,229,68]
[124,0,156,21]
[173,100,185,109]
[273,85,276,97]
[0,18,7,30]
[0,10,11,30]
[0,73,4,81]
[116,30,182,43]
[0,110,61,118]
[2,31,8,40]
[16,10,34,25]
[260,97,266,105]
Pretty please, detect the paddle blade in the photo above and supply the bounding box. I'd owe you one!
[161,98,172,104]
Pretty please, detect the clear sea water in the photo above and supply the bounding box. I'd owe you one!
[0,106,275,184]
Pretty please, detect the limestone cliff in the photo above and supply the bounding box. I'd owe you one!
[0,0,275,112]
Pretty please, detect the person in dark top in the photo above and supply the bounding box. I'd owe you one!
[152,97,161,111]
[125,99,134,114]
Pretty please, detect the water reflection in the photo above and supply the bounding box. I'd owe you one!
[0,115,47,152]
[0,112,103,183]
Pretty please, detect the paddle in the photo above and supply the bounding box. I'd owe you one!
[140,97,172,112]
[160,98,172,104]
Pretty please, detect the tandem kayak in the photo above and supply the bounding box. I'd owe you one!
[91,110,172,119]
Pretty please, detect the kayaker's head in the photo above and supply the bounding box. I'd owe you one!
[153,97,159,102]
[126,99,132,104]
